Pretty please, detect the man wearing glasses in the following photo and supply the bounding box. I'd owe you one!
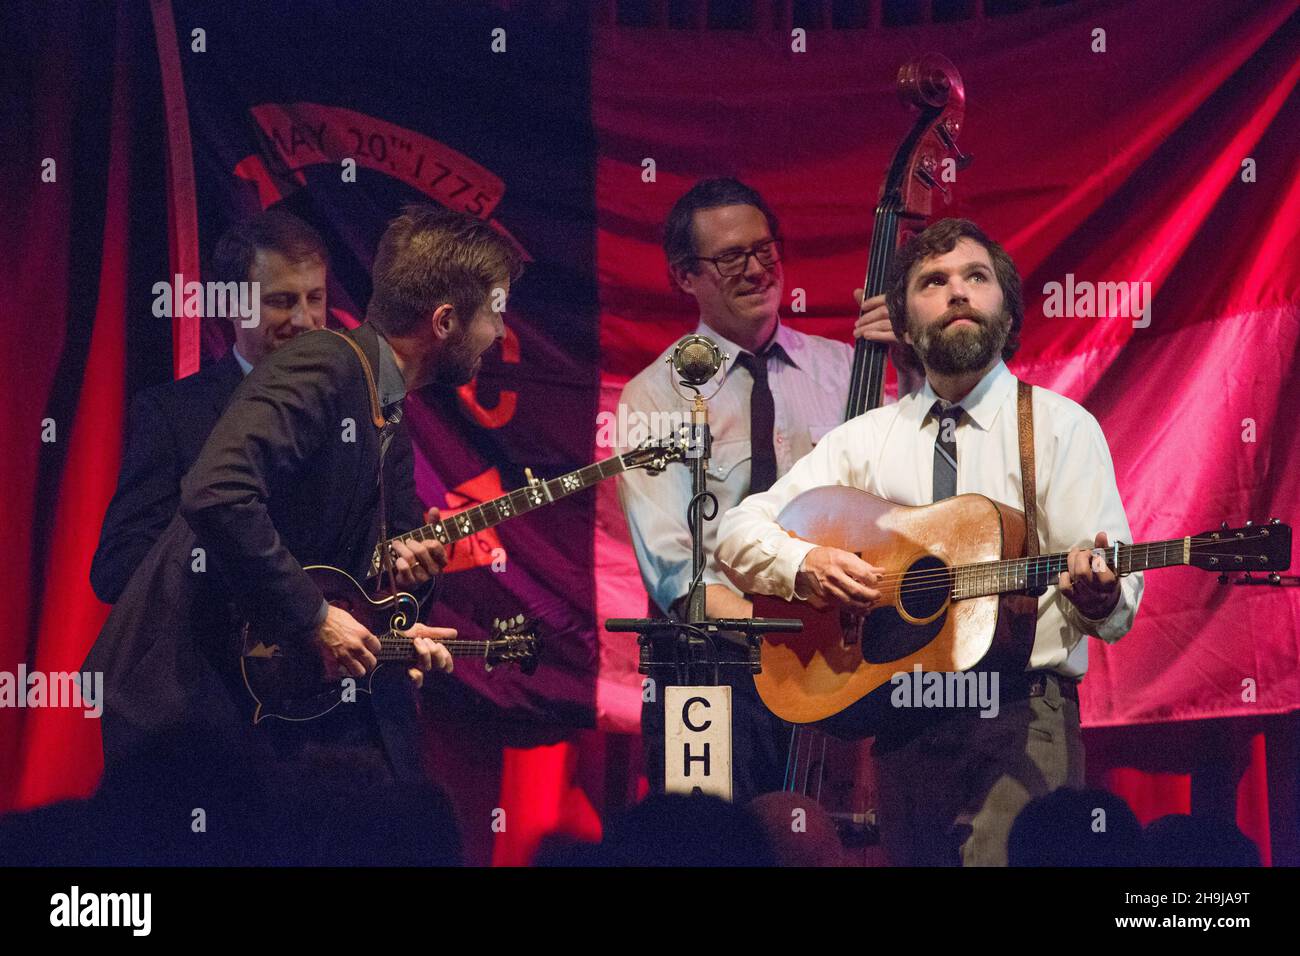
[617,177,890,802]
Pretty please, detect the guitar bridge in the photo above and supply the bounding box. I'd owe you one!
[839,610,865,649]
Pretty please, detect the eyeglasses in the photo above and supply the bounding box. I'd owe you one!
[693,239,782,278]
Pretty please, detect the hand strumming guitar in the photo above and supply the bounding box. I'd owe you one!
[794,546,884,613]
[1059,531,1121,620]
[314,604,454,686]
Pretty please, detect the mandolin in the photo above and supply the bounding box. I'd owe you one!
[239,564,540,724]
[754,493,1291,735]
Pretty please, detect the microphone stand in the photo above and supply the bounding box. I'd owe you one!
[686,390,710,627]
[605,357,802,688]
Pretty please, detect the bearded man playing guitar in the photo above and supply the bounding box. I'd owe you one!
[716,218,1143,866]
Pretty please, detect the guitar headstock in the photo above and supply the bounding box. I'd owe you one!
[488,614,541,675]
[1193,519,1291,581]
[619,430,689,476]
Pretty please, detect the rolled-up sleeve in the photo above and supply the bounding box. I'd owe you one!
[716,421,857,600]
[1041,413,1143,643]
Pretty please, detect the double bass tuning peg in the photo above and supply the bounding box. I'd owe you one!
[934,121,973,170]
[913,165,951,202]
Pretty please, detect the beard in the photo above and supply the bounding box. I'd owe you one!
[429,328,483,388]
[907,305,1010,375]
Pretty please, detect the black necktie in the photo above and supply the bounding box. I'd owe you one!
[735,350,777,494]
[931,401,964,502]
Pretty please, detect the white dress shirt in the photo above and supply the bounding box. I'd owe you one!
[715,360,1143,677]
[617,321,853,615]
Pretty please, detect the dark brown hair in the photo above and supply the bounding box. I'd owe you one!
[886,218,1023,361]
[210,209,328,286]
[367,204,523,337]
[662,178,781,276]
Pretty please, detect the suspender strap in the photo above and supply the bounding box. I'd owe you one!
[1017,379,1039,558]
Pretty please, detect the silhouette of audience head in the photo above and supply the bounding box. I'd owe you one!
[1143,814,1259,867]
[1008,787,1143,866]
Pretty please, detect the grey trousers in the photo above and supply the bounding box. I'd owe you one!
[872,675,1085,866]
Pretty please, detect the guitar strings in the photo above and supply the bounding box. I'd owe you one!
[819,532,1278,599]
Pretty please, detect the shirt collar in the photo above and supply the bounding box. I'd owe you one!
[916,360,1014,431]
[696,319,799,375]
[231,345,253,377]
[373,330,407,410]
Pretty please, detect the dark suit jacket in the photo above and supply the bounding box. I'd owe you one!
[90,352,244,604]
[84,324,426,776]
[91,345,426,604]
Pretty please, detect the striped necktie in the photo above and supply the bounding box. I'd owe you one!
[931,401,964,502]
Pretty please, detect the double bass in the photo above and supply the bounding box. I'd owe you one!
[776,54,971,856]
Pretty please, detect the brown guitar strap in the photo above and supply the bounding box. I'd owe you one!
[324,328,386,430]
[1017,379,1039,558]
[324,328,398,598]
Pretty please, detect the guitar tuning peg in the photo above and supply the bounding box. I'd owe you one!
[1271,518,1281,525]
[1245,520,1254,528]
[1270,572,1282,585]
[1221,520,1229,531]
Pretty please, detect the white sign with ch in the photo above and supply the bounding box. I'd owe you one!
[664,685,732,801]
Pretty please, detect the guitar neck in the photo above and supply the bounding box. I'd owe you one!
[953,538,1189,600]
[374,633,503,663]
[382,453,631,552]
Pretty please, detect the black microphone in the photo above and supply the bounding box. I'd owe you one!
[670,334,724,387]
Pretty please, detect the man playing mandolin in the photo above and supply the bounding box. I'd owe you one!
[87,205,520,785]
[716,218,1143,865]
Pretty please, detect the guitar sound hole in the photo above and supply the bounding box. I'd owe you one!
[898,555,951,621]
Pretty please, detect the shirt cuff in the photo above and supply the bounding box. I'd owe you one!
[314,597,330,629]
[775,538,819,601]
[1073,590,1126,638]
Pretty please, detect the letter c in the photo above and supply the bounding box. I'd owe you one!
[682,696,712,732]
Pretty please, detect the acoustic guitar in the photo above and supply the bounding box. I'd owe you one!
[753,490,1291,737]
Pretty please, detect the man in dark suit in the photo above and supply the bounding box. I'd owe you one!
[91,210,330,603]
[86,205,520,784]
[91,209,445,605]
